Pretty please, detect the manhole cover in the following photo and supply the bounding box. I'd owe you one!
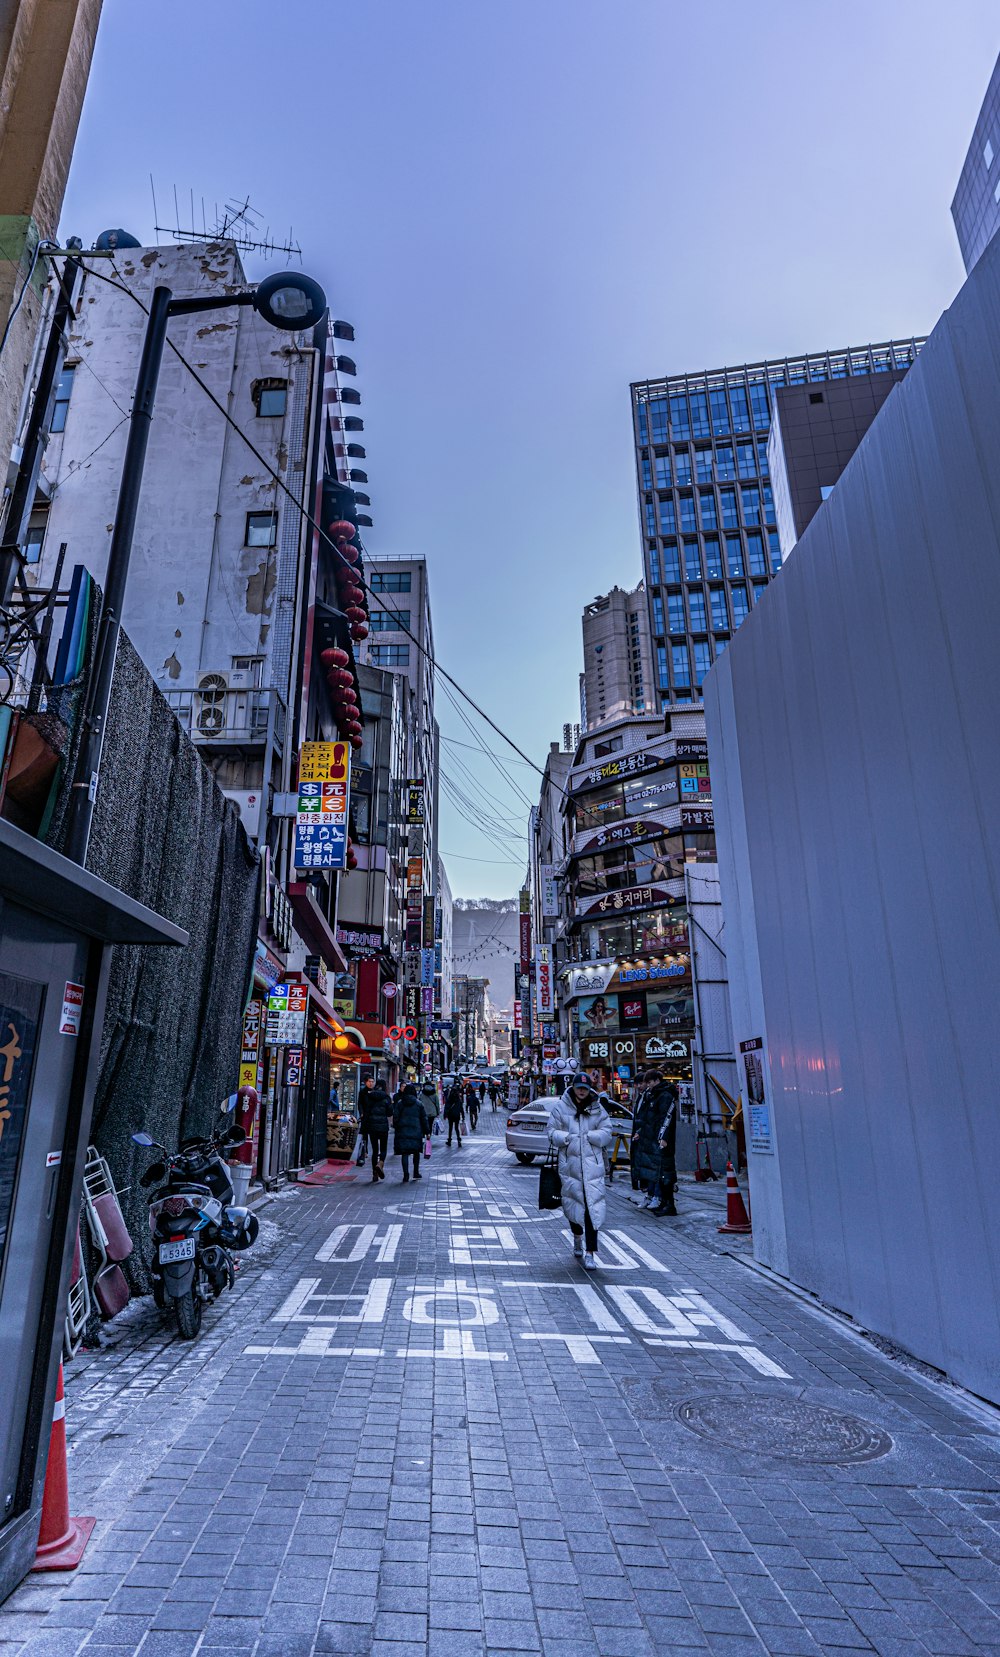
[675,1395,893,1464]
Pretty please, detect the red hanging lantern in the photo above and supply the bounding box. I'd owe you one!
[320,647,339,668]
[345,605,366,625]
[339,543,360,565]
[335,668,354,687]
[328,520,355,540]
[329,647,349,667]
[349,733,363,750]
[350,622,368,641]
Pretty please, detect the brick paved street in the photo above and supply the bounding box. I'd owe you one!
[3,1114,1000,1657]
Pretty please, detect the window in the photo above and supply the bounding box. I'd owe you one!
[637,404,648,444]
[684,540,702,581]
[669,392,690,437]
[667,593,685,634]
[709,386,730,436]
[689,390,710,439]
[746,531,767,577]
[661,541,681,583]
[704,537,723,579]
[647,546,660,584]
[645,501,657,536]
[253,379,288,417]
[652,595,665,635]
[23,526,44,564]
[763,482,776,524]
[695,450,713,485]
[726,534,744,579]
[368,643,410,666]
[679,494,697,534]
[730,586,750,626]
[741,484,761,524]
[673,449,692,487]
[369,608,410,631]
[688,589,706,631]
[671,643,690,687]
[641,453,652,489]
[715,444,735,481]
[757,440,770,476]
[710,588,729,631]
[985,138,994,169]
[692,641,712,685]
[232,654,264,685]
[737,443,757,480]
[50,363,76,433]
[768,528,782,572]
[749,381,770,430]
[658,496,676,535]
[594,735,623,758]
[246,510,278,547]
[656,645,668,689]
[654,454,671,489]
[720,487,739,529]
[729,384,751,433]
[698,490,717,531]
[648,398,668,442]
[820,484,835,501]
[371,570,412,592]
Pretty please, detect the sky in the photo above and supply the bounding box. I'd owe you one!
[61,0,998,898]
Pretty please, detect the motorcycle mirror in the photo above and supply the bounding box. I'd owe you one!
[131,1131,155,1147]
[223,1126,246,1148]
[219,1092,239,1117]
[139,1162,166,1188]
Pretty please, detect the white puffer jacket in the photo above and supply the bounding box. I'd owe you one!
[547,1090,612,1231]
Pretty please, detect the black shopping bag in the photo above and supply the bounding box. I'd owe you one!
[538,1148,562,1210]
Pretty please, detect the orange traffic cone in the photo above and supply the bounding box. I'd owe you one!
[718,1161,752,1234]
[32,1363,95,1571]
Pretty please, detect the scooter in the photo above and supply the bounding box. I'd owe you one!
[131,1112,259,1340]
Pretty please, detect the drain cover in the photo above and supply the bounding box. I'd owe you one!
[675,1395,893,1464]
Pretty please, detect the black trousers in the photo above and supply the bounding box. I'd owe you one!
[569,1208,599,1253]
[446,1119,462,1143]
[370,1130,388,1166]
[401,1151,420,1178]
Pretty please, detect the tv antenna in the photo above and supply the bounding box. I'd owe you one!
[149,180,302,262]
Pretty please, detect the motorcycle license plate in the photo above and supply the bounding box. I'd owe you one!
[159,1238,195,1263]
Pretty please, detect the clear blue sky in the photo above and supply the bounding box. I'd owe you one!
[62,0,998,898]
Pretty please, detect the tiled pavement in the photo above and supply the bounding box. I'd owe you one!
[3,1113,1000,1656]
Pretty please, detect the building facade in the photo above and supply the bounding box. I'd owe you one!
[580,583,653,730]
[704,230,1000,1404]
[951,51,1000,274]
[631,340,922,708]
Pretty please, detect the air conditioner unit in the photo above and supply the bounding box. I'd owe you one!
[195,671,229,735]
[222,789,263,841]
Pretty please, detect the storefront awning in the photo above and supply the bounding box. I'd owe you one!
[287,882,349,972]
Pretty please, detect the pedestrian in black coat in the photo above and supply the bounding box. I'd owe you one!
[393,1084,433,1182]
[444,1082,465,1146]
[360,1077,393,1182]
[632,1069,675,1205]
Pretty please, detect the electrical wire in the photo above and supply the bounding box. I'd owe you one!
[0,239,55,359]
[67,255,572,803]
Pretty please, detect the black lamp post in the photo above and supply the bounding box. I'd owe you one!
[64,272,327,866]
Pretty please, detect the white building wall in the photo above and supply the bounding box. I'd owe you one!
[704,233,1000,1400]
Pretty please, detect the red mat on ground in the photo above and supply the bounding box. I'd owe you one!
[297,1160,358,1185]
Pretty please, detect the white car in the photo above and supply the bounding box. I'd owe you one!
[506,1101,552,1164]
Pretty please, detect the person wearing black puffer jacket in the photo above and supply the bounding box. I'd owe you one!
[393,1083,433,1181]
[359,1075,393,1182]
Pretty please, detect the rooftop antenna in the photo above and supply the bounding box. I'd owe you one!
[150,184,302,261]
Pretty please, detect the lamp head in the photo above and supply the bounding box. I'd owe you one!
[253,271,327,332]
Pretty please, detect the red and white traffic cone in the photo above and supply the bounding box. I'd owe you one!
[717,1161,752,1235]
[32,1363,95,1571]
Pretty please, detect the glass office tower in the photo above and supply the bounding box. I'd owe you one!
[631,341,921,709]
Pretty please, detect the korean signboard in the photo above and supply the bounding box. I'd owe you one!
[420,949,435,987]
[404,986,420,1024]
[406,779,425,822]
[336,925,383,957]
[239,999,263,1091]
[422,895,435,949]
[741,1036,773,1154]
[540,864,559,917]
[675,739,708,760]
[294,741,350,870]
[265,983,308,1046]
[285,1047,304,1087]
[0,974,43,1276]
[578,751,667,789]
[536,945,554,1017]
[519,911,532,969]
[680,806,715,829]
[678,760,712,806]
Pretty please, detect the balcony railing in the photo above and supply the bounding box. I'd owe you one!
[164,686,286,753]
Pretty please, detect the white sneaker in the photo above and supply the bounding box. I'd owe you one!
[572,1236,584,1259]
[583,1253,596,1270]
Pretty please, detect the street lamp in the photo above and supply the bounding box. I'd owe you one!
[65,272,327,866]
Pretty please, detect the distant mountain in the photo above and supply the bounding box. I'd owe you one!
[451,898,519,1016]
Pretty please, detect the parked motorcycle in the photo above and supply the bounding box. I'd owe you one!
[131,1113,259,1339]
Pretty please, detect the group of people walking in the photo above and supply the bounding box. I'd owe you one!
[357,1073,504,1177]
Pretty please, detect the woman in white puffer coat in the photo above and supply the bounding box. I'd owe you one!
[547,1073,612,1268]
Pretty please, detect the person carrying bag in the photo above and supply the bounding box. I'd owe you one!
[545,1071,612,1269]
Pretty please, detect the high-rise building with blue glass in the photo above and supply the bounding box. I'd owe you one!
[631,341,922,709]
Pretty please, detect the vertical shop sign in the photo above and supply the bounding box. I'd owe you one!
[540,864,559,918]
[422,895,435,949]
[536,945,554,1017]
[406,779,425,822]
[740,1036,773,1154]
[404,986,420,1024]
[266,984,308,1046]
[0,974,43,1275]
[420,949,435,987]
[239,999,263,1090]
[295,741,350,869]
[286,1048,303,1087]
